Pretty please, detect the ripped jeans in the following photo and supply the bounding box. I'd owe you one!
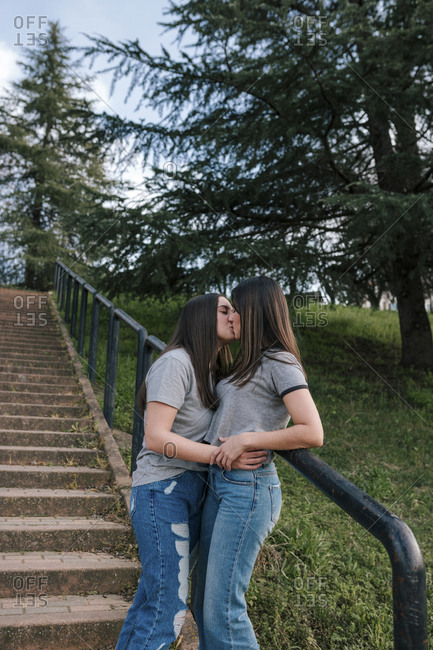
[115,470,207,650]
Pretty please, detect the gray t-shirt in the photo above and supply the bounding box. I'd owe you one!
[204,350,308,455]
[133,347,212,486]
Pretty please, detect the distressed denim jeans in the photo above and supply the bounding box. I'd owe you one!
[115,470,207,650]
[194,463,282,650]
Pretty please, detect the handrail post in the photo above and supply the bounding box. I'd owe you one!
[70,278,79,338]
[130,328,146,476]
[64,274,72,324]
[78,285,88,357]
[131,342,155,475]
[88,295,100,384]
[53,262,59,292]
[103,307,120,428]
[60,265,67,311]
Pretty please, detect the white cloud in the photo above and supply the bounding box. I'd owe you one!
[0,41,20,92]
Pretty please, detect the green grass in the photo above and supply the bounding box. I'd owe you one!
[56,292,432,648]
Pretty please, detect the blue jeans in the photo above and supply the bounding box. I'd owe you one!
[116,470,208,650]
[194,463,282,650]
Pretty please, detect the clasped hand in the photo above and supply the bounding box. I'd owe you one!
[209,433,266,471]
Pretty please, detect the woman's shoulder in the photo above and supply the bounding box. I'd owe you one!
[264,349,299,365]
[150,347,193,375]
[161,347,191,364]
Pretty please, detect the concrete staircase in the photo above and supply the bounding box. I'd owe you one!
[0,288,140,649]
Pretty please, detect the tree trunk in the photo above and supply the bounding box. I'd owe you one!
[394,264,433,369]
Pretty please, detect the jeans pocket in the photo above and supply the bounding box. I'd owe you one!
[129,486,138,519]
[269,483,282,524]
[221,469,255,486]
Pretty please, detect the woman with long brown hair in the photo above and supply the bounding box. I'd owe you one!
[194,277,324,650]
[116,293,266,650]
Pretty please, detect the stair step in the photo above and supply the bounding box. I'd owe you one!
[0,343,67,354]
[0,391,85,405]
[0,488,117,516]
[0,465,110,489]
[0,429,97,447]
[0,593,129,649]
[0,517,131,552]
[1,359,72,370]
[0,366,72,377]
[0,415,93,431]
[0,403,88,417]
[0,326,59,335]
[0,334,62,345]
[0,372,78,385]
[0,551,140,597]
[0,350,70,361]
[0,446,104,466]
[0,382,79,394]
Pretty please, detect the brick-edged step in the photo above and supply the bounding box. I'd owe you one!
[0,335,63,346]
[0,415,93,431]
[0,403,88,417]
[0,517,131,553]
[0,593,129,650]
[0,366,72,377]
[0,465,110,489]
[0,343,68,354]
[0,429,97,447]
[0,325,63,332]
[0,488,117,516]
[0,446,105,466]
[0,551,140,597]
[0,352,71,364]
[0,373,78,386]
[0,392,84,405]
[2,359,73,371]
[0,382,79,394]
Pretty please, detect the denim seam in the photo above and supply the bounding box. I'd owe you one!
[142,486,164,648]
[227,477,258,650]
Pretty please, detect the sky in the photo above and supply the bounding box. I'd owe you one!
[0,0,176,120]
[0,1,186,197]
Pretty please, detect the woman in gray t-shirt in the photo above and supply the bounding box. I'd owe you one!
[116,293,265,650]
[194,277,324,650]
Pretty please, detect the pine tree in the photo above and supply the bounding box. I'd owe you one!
[86,0,433,368]
[0,21,121,290]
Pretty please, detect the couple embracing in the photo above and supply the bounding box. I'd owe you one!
[116,276,324,650]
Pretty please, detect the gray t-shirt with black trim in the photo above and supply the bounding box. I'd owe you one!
[132,347,212,486]
[204,350,308,452]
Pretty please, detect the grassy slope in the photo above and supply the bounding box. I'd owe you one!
[61,294,432,649]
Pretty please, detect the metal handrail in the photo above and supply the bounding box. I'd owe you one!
[53,260,428,649]
[278,449,428,649]
[54,261,165,473]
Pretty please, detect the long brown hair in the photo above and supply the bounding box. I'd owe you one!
[230,276,304,386]
[137,294,231,413]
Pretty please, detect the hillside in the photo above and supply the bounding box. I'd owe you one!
[66,294,432,649]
